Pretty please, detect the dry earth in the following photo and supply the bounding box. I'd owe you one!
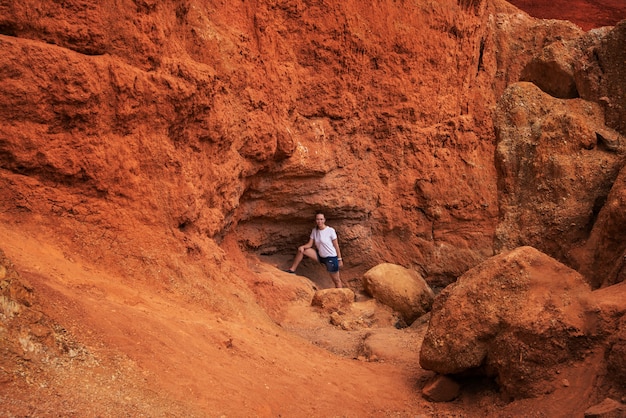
[2,221,610,417]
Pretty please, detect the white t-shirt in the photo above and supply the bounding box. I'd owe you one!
[310,226,338,258]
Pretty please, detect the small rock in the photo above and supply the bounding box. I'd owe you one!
[584,398,626,418]
[421,375,460,403]
[329,312,342,326]
[311,288,355,312]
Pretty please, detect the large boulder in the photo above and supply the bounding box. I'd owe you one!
[420,246,596,398]
[362,263,434,325]
[520,38,580,99]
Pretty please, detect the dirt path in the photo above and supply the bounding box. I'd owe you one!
[1,220,612,417]
[1,222,436,417]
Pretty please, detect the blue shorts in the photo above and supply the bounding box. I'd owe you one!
[317,254,339,273]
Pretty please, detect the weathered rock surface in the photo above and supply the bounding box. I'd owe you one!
[243,257,317,323]
[606,316,626,387]
[587,281,626,390]
[0,0,626,415]
[420,246,596,398]
[311,288,355,313]
[363,263,434,325]
[495,82,626,265]
[421,375,461,403]
[580,20,626,137]
[584,398,626,418]
[495,21,626,287]
[0,0,511,288]
[576,168,626,288]
[520,38,581,99]
[2,0,620,292]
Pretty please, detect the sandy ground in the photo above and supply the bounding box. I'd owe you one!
[0,218,612,417]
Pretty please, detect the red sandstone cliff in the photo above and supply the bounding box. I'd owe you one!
[1,0,626,416]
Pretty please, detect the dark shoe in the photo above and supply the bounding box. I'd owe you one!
[283,269,295,274]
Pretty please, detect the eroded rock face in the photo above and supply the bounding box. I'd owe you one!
[3,0,622,293]
[495,81,626,268]
[1,0,626,415]
[420,246,595,398]
[575,168,626,288]
[606,317,626,387]
[495,22,626,288]
[588,282,626,391]
[0,0,514,287]
[520,39,580,99]
[362,263,434,326]
[574,21,626,137]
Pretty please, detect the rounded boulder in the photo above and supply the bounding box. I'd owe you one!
[362,263,434,325]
